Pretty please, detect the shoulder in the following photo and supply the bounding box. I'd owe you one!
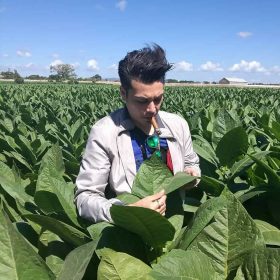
[89,108,125,139]
[92,108,124,129]
[159,111,191,140]
[159,111,189,126]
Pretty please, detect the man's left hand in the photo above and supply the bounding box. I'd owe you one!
[183,167,200,190]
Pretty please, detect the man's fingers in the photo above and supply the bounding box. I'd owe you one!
[156,204,166,215]
[150,190,165,200]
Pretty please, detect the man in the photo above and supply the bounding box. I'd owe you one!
[75,44,200,223]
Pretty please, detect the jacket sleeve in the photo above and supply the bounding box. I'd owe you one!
[74,124,123,223]
[181,118,201,177]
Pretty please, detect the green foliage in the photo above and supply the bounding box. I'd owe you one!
[0,84,280,278]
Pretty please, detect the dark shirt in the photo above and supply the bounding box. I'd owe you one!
[130,126,173,172]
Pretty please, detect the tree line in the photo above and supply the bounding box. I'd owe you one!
[0,64,102,84]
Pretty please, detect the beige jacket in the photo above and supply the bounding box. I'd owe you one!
[75,108,200,223]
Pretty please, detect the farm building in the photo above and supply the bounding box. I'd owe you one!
[219,77,248,85]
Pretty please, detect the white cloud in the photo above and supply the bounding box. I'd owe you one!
[116,0,127,11]
[108,64,118,70]
[52,53,59,58]
[2,53,9,58]
[87,59,99,71]
[50,59,64,67]
[237,31,252,38]
[174,61,193,72]
[25,63,35,68]
[200,61,223,71]
[16,50,32,57]
[229,60,266,73]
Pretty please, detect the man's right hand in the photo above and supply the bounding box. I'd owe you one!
[128,190,166,216]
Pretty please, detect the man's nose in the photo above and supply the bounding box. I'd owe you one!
[147,101,156,113]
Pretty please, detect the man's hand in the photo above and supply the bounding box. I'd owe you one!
[183,167,200,190]
[128,190,166,216]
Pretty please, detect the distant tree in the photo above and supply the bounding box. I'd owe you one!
[26,74,47,80]
[50,64,77,81]
[166,79,178,83]
[67,78,79,84]
[179,80,194,83]
[1,69,16,79]
[48,74,60,82]
[14,70,24,84]
[14,76,24,84]
[91,74,102,82]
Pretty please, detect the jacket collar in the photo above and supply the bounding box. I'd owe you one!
[115,108,178,188]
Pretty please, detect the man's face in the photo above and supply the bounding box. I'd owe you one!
[121,79,164,131]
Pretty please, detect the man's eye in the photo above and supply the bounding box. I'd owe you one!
[137,100,148,104]
[154,97,162,104]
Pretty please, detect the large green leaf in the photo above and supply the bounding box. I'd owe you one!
[38,229,72,276]
[255,219,280,246]
[184,189,265,276]
[199,175,225,196]
[7,151,33,172]
[110,205,175,248]
[0,194,23,223]
[4,135,19,150]
[216,126,248,167]
[162,172,198,195]
[229,151,270,180]
[270,121,280,141]
[234,248,280,280]
[193,142,217,165]
[193,135,218,166]
[38,144,65,176]
[18,135,37,164]
[0,161,32,205]
[212,109,240,147]
[164,190,184,251]
[132,154,196,198]
[93,224,149,263]
[97,248,151,280]
[35,144,81,228]
[132,154,173,198]
[150,249,217,280]
[0,209,55,280]
[117,193,140,205]
[237,186,268,203]
[57,240,98,280]
[250,155,280,188]
[174,195,227,250]
[24,214,90,247]
[35,171,80,227]
[0,117,14,133]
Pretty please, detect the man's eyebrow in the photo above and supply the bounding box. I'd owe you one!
[135,94,163,100]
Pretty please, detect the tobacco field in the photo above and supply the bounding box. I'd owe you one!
[0,83,280,279]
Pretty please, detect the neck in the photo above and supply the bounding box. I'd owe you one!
[134,122,154,135]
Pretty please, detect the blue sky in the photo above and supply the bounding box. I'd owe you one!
[1,0,280,83]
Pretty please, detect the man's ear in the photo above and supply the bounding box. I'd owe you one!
[120,86,126,102]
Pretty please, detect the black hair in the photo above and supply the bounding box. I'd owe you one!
[118,44,173,91]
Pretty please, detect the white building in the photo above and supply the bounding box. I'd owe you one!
[219,77,248,85]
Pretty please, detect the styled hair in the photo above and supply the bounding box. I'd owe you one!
[118,44,173,91]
